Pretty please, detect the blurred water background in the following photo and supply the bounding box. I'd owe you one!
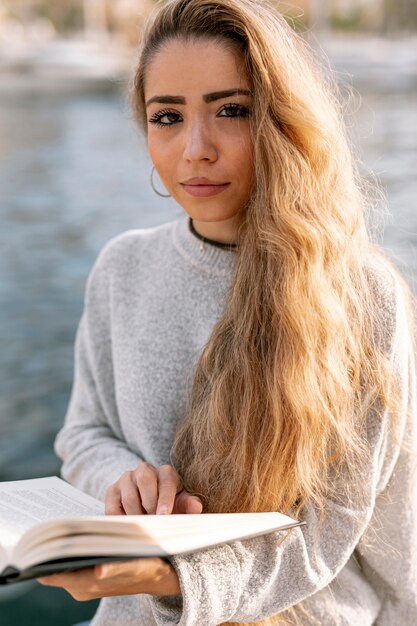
[0,1,416,624]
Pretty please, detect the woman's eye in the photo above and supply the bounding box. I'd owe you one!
[219,104,251,119]
[148,110,182,127]
[148,104,250,127]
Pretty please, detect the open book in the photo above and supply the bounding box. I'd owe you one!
[0,476,304,585]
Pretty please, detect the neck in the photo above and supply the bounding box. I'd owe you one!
[191,216,239,246]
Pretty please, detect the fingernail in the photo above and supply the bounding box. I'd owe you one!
[157,505,168,514]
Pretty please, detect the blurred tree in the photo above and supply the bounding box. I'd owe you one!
[310,0,331,32]
[383,0,417,32]
[108,0,156,46]
[83,0,108,40]
[5,0,84,33]
[2,1,416,47]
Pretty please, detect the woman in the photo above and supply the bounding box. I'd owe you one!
[38,1,417,624]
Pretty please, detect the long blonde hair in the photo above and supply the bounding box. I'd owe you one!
[132,1,414,624]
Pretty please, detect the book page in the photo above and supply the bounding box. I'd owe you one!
[0,476,103,548]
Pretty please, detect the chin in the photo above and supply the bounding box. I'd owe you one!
[186,207,241,223]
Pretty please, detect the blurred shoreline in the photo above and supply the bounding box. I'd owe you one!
[318,33,417,92]
[0,36,134,95]
[0,33,416,95]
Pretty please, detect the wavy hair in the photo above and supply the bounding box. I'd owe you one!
[131,1,414,624]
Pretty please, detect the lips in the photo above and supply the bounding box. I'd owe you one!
[181,177,229,185]
[180,178,230,198]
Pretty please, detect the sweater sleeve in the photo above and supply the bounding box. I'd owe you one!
[54,242,143,501]
[148,444,384,625]
[148,267,415,625]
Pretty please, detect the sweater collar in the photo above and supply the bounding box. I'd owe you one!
[172,215,237,277]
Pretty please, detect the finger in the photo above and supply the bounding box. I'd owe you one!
[173,491,203,514]
[105,473,145,515]
[95,562,123,580]
[105,482,127,515]
[120,472,146,515]
[37,576,54,585]
[37,573,73,586]
[156,465,182,514]
[95,559,143,580]
[37,569,101,601]
[133,463,159,514]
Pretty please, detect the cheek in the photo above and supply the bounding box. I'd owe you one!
[147,133,175,172]
[235,150,254,203]
[234,139,254,183]
[225,126,253,172]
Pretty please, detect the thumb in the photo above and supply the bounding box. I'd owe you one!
[174,491,203,514]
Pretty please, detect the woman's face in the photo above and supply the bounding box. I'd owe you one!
[144,37,254,229]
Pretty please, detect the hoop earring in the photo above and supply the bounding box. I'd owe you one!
[150,166,171,198]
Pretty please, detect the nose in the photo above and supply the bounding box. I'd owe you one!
[182,119,218,163]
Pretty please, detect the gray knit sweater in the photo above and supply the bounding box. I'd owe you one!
[55,215,417,626]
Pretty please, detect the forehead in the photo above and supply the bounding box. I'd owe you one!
[144,38,249,96]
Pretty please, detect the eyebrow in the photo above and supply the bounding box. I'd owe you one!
[145,88,252,108]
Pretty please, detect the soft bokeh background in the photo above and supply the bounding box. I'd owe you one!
[0,1,416,624]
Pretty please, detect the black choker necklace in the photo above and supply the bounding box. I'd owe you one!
[188,219,237,252]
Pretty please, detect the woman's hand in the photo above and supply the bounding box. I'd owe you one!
[37,465,200,599]
[105,463,203,515]
[37,557,180,600]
